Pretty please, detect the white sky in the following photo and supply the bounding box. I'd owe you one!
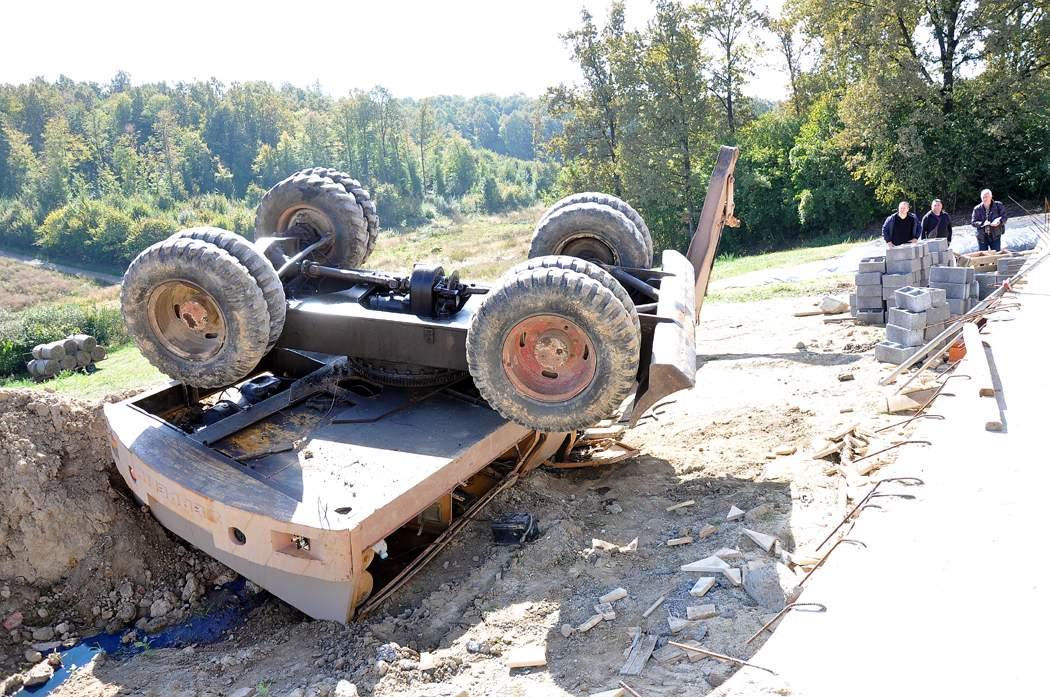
[0,0,786,100]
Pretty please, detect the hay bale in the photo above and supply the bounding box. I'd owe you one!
[59,355,77,372]
[75,351,92,367]
[90,346,107,362]
[32,341,66,360]
[70,334,97,352]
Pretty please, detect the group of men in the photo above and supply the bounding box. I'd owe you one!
[882,189,1009,251]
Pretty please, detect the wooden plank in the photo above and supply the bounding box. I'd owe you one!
[641,595,666,618]
[600,587,628,603]
[665,499,696,512]
[666,536,693,547]
[619,634,658,675]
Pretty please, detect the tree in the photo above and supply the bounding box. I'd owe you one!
[415,99,435,193]
[694,0,762,134]
[764,12,812,117]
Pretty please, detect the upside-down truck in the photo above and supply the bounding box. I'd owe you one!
[104,146,740,621]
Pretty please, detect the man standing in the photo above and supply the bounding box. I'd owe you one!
[921,199,953,243]
[882,201,919,247]
[971,189,1008,251]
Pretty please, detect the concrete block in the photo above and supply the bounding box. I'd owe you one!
[857,295,884,310]
[849,293,857,316]
[894,286,932,312]
[882,286,898,300]
[857,284,883,298]
[925,238,949,253]
[947,297,970,316]
[921,255,933,269]
[886,324,925,347]
[930,266,974,284]
[918,270,929,287]
[856,309,885,325]
[886,257,921,274]
[928,287,947,307]
[855,272,883,286]
[978,285,996,300]
[930,280,969,299]
[886,244,921,261]
[969,280,979,298]
[924,322,945,341]
[927,302,950,325]
[976,272,998,286]
[887,307,927,330]
[858,257,886,273]
[875,341,912,364]
[882,273,916,290]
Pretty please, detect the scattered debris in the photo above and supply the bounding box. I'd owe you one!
[560,624,574,638]
[590,689,626,697]
[667,615,695,634]
[594,602,616,621]
[506,645,546,669]
[819,296,850,314]
[577,614,604,633]
[741,529,778,553]
[774,445,797,456]
[743,561,790,610]
[592,538,638,554]
[599,587,628,604]
[722,568,742,586]
[666,536,693,547]
[681,555,730,573]
[687,604,717,620]
[689,577,717,598]
[641,595,666,618]
[23,660,54,688]
[727,505,745,521]
[619,634,658,675]
[665,500,695,512]
[713,547,743,562]
[697,524,718,539]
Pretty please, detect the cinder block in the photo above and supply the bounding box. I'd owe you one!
[882,273,917,290]
[969,280,979,298]
[930,266,974,284]
[875,341,912,364]
[925,238,949,253]
[857,295,884,310]
[886,324,926,347]
[928,287,947,307]
[882,286,898,300]
[918,270,929,287]
[976,272,998,286]
[856,309,885,325]
[857,284,883,298]
[894,286,932,312]
[887,307,927,330]
[924,322,945,341]
[927,302,950,325]
[947,297,970,316]
[978,285,996,300]
[849,294,858,317]
[930,280,969,299]
[886,245,921,261]
[921,255,933,269]
[886,257,921,274]
[855,271,883,286]
[858,257,886,273]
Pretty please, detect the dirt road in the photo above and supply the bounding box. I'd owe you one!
[0,286,925,697]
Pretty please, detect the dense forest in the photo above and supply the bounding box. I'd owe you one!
[549,0,1048,254]
[0,78,558,267]
[0,0,1046,268]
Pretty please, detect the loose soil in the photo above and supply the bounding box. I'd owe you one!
[1,293,921,697]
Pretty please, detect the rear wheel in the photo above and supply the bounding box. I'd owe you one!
[254,172,368,268]
[295,167,380,258]
[466,266,640,431]
[539,193,653,264]
[122,238,271,388]
[349,358,466,388]
[529,202,650,269]
[175,227,286,352]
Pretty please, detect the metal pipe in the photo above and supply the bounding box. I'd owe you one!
[666,641,777,674]
[277,237,331,280]
[604,265,660,302]
[745,602,827,644]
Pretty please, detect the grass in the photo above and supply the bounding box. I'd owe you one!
[0,343,165,399]
[0,257,118,311]
[368,206,543,281]
[711,236,873,280]
[706,273,854,303]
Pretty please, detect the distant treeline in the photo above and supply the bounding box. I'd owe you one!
[547,0,1048,255]
[0,76,559,267]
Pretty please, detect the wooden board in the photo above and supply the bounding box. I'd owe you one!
[619,634,658,675]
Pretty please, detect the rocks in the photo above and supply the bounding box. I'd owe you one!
[559,624,574,638]
[819,296,849,314]
[705,667,732,687]
[24,649,43,663]
[150,598,173,618]
[31,626,55,642]
[181,573,201,602]
[743,561,789,610]
[116,601,137,622]
[334,681,358,697]
[726,505,745,521]
[375,643,399,663]
[23,660,54,688]
[2,611,22,631]
[54,621,70,635]
[374,660,389,676]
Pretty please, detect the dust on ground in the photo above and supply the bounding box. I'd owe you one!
[2,293,920,697]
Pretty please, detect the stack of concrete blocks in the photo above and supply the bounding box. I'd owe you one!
[929,266,977,317]
[850,256,888,325]
[881,244,925,313]
[874,286,950,364]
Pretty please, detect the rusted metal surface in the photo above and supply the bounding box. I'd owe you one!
[686,145,741,321]
[501,314,597,402]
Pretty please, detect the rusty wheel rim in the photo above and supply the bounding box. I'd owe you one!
[558,232,617,265]
[277,204,335,256]
[501,314,597,402]
[147,280,227,360]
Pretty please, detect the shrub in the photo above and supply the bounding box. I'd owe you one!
[123,216,178,260]
[0,199,38,249]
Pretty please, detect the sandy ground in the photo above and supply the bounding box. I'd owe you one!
[0,286,928,697]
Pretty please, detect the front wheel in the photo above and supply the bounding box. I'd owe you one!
[466,266,640,432]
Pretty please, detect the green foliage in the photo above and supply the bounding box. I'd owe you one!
[0,198,38,249]
[0,301,126,377]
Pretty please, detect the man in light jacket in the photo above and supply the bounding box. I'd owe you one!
[971,189,1008,252]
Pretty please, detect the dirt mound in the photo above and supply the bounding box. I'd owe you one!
[0,389,234,676]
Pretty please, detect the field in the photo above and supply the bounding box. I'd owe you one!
[0,256,118,311]
[0,344,164,399]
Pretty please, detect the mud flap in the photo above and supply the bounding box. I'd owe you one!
[629,250,696,424]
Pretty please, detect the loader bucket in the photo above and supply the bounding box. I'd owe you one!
[628,145,739,424]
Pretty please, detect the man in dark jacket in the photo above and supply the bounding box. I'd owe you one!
[921,199,952,243]
[971,189,1008,251]
[882,201,919,247]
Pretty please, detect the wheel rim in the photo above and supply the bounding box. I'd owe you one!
[558,232,617,265]
[147,280,227,360]
[501,314,597,402]
[276,205,335,255]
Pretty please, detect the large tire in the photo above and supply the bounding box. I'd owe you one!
[508,255,640,335]
[529,202,650,269]
[254,172,368,268]
[122,238,271,388]
[540,193,653,264]
[467,266,640,432]
[175,226,287,352]
[296,167,380,258]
